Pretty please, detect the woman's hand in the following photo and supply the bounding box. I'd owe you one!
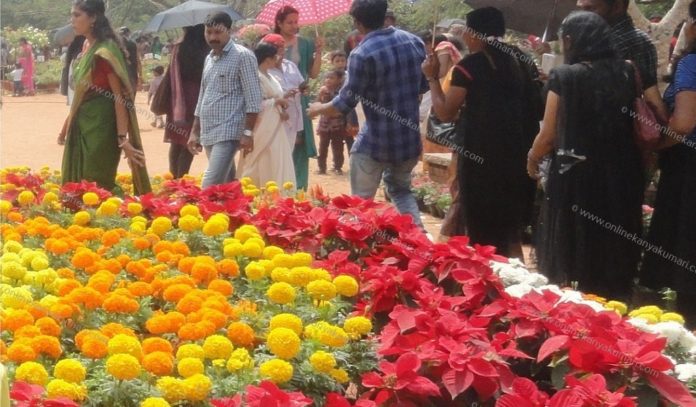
[284,89,298,99]
[275,98,289,110]
[280,111,290,122]
[421,54,440,80]
[120,140,146,167]
[526,156,540,180]
[57,132,66,146]
[314,37,324,52]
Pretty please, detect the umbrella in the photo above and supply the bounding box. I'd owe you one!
[436,18,466,29]
[53,24,75,47]
[236,23,272,38]
[256,0,352,27]
[144,0,243,32]
[464,0,576,41]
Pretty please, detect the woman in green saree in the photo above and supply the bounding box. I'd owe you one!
[274,6,323,190]
[58,0,151,195]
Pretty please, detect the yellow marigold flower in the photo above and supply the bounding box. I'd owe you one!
[54,359,86,383]
[306,280,337,301]
[156,376,186,403]
[17,190,36,206]
[661,312,686,325]
[176,344,205,361]
[629,305,663,318]
[344,316,373,339]
[291,252,313,267]
[270,267,292,283]
[16,361,49,385]
[141,397,171,407]
[179,204,200,218]
[82,192,100,206]
[0,199,12,215]
[42,191,59,205]
[306,322,349,348]
[333,275,359,297]
[263,246,284,259]
[143,351,175,376]
[46,379,86,401]
[242,240,263,258]
[287,266,311,287]
[259,359,294,384]
[270,313,303,335]
[226,348,253,372]
[266,327,301,359]
[227,321,256,347]
[202,217,228,236]
[127,202,143,216]
[106,354,141,380]
[267,282,296,304]
[272,253,294,268]
[310,351,337,373]
[223,241,243,258]
[177,357,204,378]
[310,268,332,282]
[633,313,659,324]
[244,262,266,281]
[183,373,212,401]
[151,217,173,236]
[178,215,202,232]
[98,201,119,216]
[604,300,628,316]
[202,335,234,360]
[107,334,143,360]
[283,181,294,190]
[3,241,23,254]
[73,211,91,226]
[2,260,27,280]
[2,286,33,309]
[330,368,350,383]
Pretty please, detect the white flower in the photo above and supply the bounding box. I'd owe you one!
[679,332,696,351]
[675,363,696,382]
[627,317,653,332]
[522,272,548,287]
[505,283,537,298]
[538,285,564,296]
[651,322,687,345]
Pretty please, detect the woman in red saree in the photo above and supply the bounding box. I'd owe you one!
[18,38,35,95]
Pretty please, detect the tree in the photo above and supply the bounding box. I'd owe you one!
[629,0,692,80]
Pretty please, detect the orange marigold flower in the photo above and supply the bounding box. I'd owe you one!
[190,262,217,284]
[208,279,233,296]
[81,337,108,359]
[143,351,174,376]
[4,309,34,332]
[49,303,75,320]
[46,238,70,255]
[132,237,151,251]
[172,241,190,256]
[176,294,203,314]
[227,322,255,347]
[35,317,61,337]
[100,323,136,338]
[56,267,75,279]
[103,294,140,314]
[100,258,123,274]
[142,338,173,355]
[58,279,82,296]
[178,257,196,274]
[178,323,205,341]
[7,342,37,363]
[31,335,62,359]
[217,259,239,277]
[71,248,97,269]
[201,308,228,330]
[146,316,171,335]
[166,312,186,331]
[198,321,216,337]
[163,284,192,303]
[155,251,174,264]
[75,330,102,349]
[101,229,122,247]
[87,271,116,293]
[66,287,103,310]
[128,282,153,297]
[152,240,173,255]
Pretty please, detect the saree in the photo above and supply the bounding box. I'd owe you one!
[237,72,296,187]
[20,43,35,93]
[287,36,318,190]
[62,40,151,195]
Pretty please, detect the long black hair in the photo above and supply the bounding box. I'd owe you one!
[177,24,209,82]
[559,11,616,65]
[73,0,119,45]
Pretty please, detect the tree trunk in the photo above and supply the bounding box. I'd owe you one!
[628,0,691,85]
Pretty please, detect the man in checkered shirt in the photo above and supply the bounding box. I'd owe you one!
[308,0,429,230]
[577,0,668,122]
[188,12,262,188]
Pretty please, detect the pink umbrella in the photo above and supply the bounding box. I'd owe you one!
[256,0,352,27]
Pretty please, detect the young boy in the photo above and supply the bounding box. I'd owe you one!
[147,65,165,128]
[11,63,24,96]
[330,50,347,71]
[330,50,358,155]
[316,70,348,175]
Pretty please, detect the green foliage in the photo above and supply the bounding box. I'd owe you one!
[2,25,50,51]
[34,58,63,86]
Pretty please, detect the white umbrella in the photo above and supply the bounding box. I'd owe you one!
[144,0,243,32]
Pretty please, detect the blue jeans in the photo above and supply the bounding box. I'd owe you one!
[350,152,423,229]
[202,140,239,189]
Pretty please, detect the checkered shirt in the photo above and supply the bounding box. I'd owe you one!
[611,14,658,89]
[332,27,429,163]
[194,39,262,146]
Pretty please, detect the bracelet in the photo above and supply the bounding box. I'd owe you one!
[427,77,438,82]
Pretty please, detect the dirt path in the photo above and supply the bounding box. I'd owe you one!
[0,92,444,236]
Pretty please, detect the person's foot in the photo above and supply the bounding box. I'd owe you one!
[332,168,344,175]
[316,169,326,175]
[150,121,157,127]
[158,124,165,128]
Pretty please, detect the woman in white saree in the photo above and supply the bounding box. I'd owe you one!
[238,43,296,188]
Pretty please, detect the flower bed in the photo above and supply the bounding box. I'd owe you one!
[1,167,696,407]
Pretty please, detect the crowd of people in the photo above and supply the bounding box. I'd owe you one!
[55,0,696,317]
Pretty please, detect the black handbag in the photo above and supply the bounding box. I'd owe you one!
[426,111,462,149]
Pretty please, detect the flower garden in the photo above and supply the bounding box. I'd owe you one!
[1,167,696,407]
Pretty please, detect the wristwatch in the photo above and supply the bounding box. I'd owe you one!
[243,129,252,137]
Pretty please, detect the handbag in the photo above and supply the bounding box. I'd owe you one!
[149,69,171,116]
[628,61,661,149]
[426,111,459,148]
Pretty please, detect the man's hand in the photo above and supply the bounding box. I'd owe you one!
[240,135,253,157]
[307,102,324,118]
[187,134,202,155]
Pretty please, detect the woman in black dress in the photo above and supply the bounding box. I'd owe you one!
[527,11,644,300]
[640,1,696,319]
[423,7,542,258]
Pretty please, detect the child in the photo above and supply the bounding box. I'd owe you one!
[331,50,358,155]
[330,50,347,71]
[316,70,348,175]
[11,63,24,96]
[147,65,165,128]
